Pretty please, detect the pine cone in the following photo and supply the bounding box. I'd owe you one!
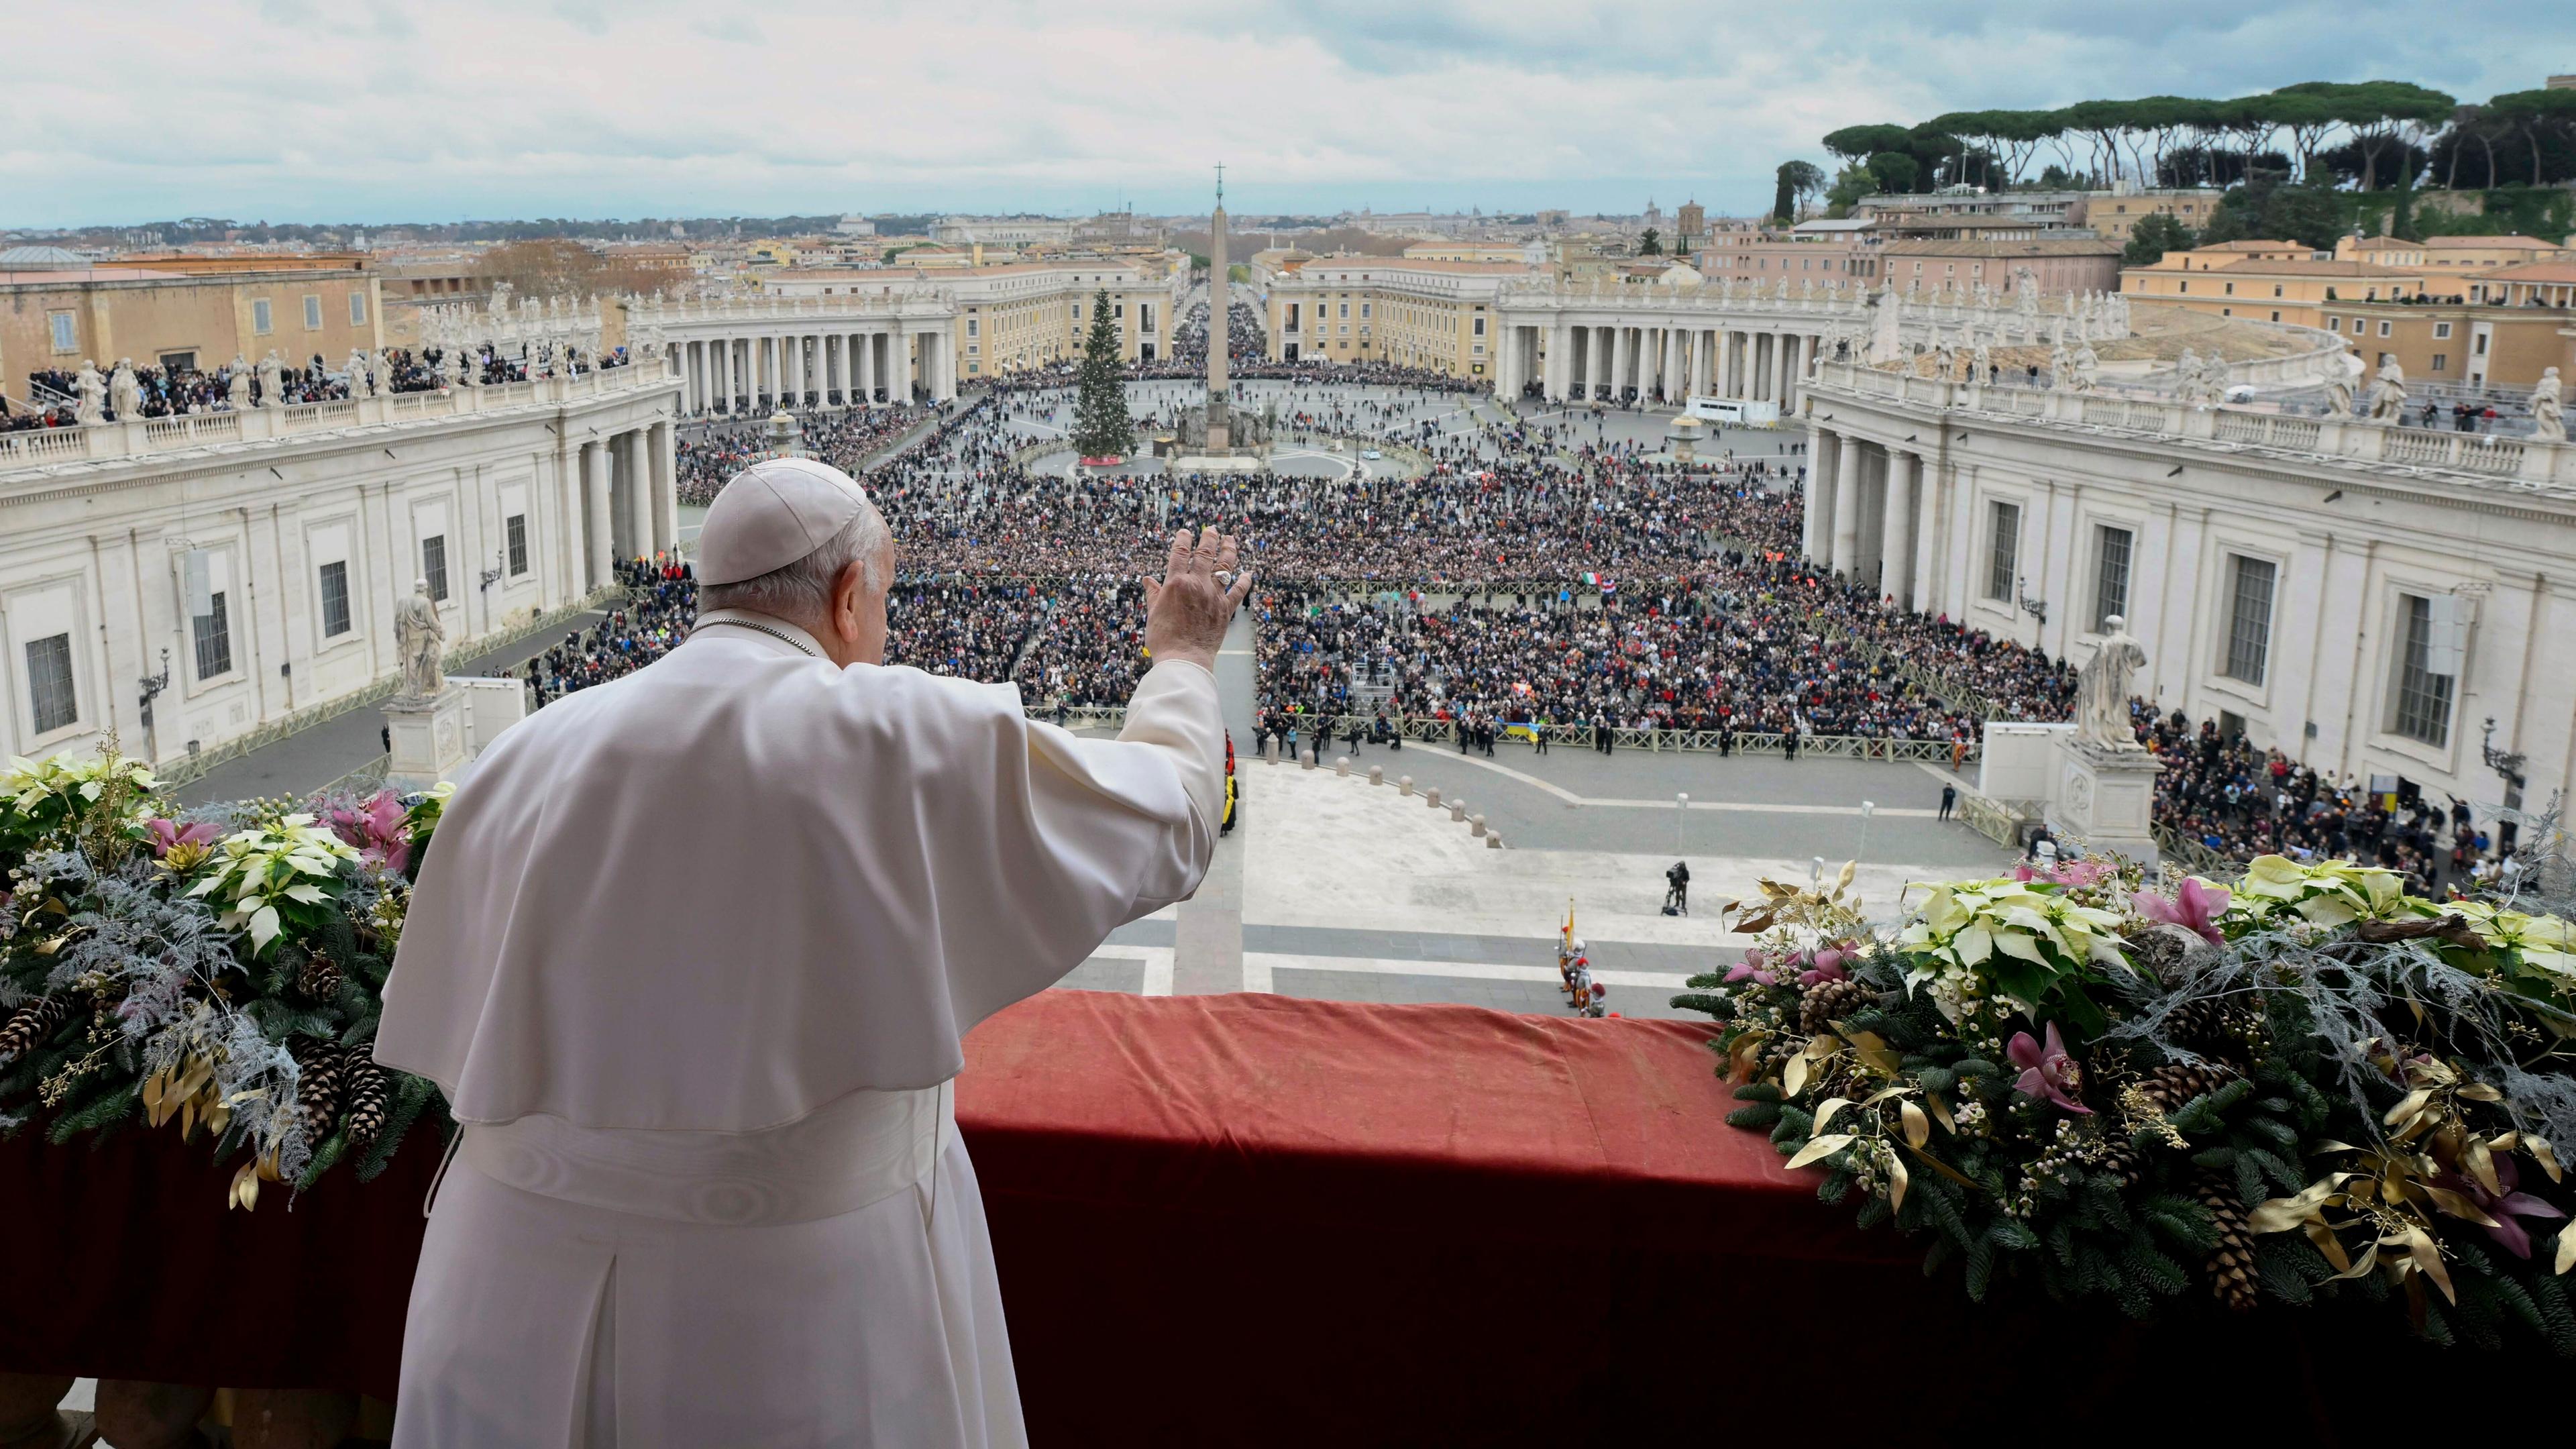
[0,997,72,1064]
[1799,978,1874,1035]
[342,1053,389,1149]
[2134,1062,2232,1116]
[297,1044,348,1142]
[2094,1136,2145,1190]
[297,951,344,1002]
[2127,928,2190,985]
[2196,1171,2259,1313]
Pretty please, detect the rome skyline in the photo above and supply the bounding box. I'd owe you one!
[7,0,2572,228]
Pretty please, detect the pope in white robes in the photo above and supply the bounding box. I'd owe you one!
[374,456,1248,1447]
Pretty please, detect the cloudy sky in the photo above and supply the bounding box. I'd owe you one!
[9,0,2571,227]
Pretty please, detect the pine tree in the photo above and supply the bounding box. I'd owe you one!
[1069,288,1133,462]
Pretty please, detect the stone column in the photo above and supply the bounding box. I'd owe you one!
[622,429,653,561]
[650,420,678,555]
[857,331,875,402]
[1880,448,1919,603]
[1828,439,1864,576]
[1803,429,1836,561]
[1714,329,1731,398]
[582,439,613,590]
[1609,326,1628,401]
[1910,458,1942,614]
[890,330,912,400]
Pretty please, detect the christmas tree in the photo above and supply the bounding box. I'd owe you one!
[1070,287,1134,462]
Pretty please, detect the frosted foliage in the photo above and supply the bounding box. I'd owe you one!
[22,848,311,1178]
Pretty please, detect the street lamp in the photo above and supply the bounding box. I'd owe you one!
[2483,716,2527,855]
[136,647,172,763]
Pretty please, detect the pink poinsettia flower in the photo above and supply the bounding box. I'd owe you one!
[1724,947,1778,986]
[323,791,411,873]
[144,818,221,858]
[2133,877,2231,945]
[2440,1157,2566,1259]
[2007,1022,2092,1114]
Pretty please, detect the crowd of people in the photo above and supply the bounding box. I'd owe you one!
[507,321,2530,895]
[525,557,698,705]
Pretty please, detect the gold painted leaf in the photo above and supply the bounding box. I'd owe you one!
[1782,1051,1809,1097]
[1811,1097,1851,1135]
[1888,1146,1911,1212]
[2466,1138,2502,1198]
[2556,1226,2576,1277]
[1784,1133,1855,1171]
[2533,1136,2564,1184]
[1900,1100,1931,1150]
[2404,1228,2456,1303]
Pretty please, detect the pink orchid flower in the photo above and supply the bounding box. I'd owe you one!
[1796,945,1849,987]
[1723,947,1778,986]
[144,818,221,858]
[2007,1022,2092,1114]
[2133,877,2231,945]
[2439,1157,2565,1260]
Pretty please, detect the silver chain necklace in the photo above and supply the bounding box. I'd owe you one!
[696,618,820,658]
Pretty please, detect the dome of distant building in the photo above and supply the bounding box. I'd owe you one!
[0,245,86,270]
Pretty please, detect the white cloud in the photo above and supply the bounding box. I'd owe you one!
[3,0,2565,225]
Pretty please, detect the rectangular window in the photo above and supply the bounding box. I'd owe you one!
[1472,316,1486,337]
[2092,525,2133,633]
[1360,303,1371,318]
[1338,303,1349,319]
[2272,284,2284,298]
[25,633,77,735]
[2390,594,2455,747]
[193,591,233,681]
[303,294,323,330]
[252,299,274,335]
[158,350,197,373]
[349,291,368,326]
[2222,555,2275,686]
[2377,320,2392,337]
[1986,500,2021,602]
[2432,322,2452,339]
[506,515,529,575]
[965,319,979,337]
[2474,333,2488,356]
[48,311,78,352]
[422,534,449,602]
[2431,354,2448,372]
[318,560,352,638]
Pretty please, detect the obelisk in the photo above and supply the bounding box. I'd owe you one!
[1205,165,1230,451]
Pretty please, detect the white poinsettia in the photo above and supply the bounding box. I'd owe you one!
[184,814,360,953]
[1894,878,2131,1020]
[2442,900,2576,979]
[3,751,158,822]
[2231,854,2418,928]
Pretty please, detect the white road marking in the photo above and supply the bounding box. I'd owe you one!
[1389,749,1939,815]
[1249,952,1694,989]
[1086,943,1177,995]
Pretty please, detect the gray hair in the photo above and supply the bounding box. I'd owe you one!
[698,500,890,621]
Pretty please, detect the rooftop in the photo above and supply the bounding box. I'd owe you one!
[1881,237,2121,258]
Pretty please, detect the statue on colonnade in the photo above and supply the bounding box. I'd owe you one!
[74,361,107,424]
[2073,617,2149,751]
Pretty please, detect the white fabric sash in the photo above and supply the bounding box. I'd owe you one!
[458,1082,955,1226]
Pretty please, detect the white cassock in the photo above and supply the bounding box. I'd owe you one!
[375,606,1222,1447]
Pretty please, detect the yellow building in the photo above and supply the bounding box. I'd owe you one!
[2079,188,2226,244]
[1401,241,1532,264]
[2123,242,2426,327]
[2310,297,2576,390]
[1263,260,1535,376]
[1,256,385,394]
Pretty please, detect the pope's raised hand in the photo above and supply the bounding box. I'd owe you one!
[1142,526,1252,672]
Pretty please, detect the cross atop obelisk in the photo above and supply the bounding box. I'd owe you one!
[1205,163,1231,449]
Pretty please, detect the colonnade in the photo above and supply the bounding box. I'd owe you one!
[664,327,953,415]
[1493,321,1835,411]
[1803,425,1938,613]
[572,419,680,586]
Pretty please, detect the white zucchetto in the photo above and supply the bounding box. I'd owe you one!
[696,457,871,586]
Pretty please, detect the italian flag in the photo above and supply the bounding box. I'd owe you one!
[1582,573,1616,594]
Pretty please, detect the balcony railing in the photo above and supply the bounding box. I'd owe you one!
[0,365,676,474]
[1809,361,2576,490]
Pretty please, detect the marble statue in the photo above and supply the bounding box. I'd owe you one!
[437,348,462,389]
[1972,338,1992,383]
[2014,268,2041,318]
[1932,330,1957,381]
[256,350,284,409]
[2324,350,2363,418]
[2049,341,2074,392]
[1866,288,1904,365]
[109,359,141,419]
[2365,358,2409,425]
[2074,617,2149,751]
[347,350,374,398]
[2531,367,2565,443]
[2174,348,2211,404]
[74,361,107,424]
[394,578,446,700]
[2071,341,2100,394]
[226,356,252,410]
